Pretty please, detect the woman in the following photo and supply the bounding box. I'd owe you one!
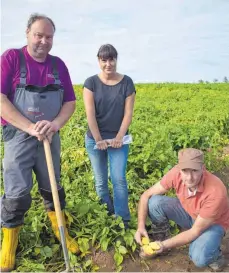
[83,44,136,228]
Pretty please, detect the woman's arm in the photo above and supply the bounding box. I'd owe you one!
[83,87,108,150]
[111,92,135,148]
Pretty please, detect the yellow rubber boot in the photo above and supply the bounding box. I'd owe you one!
[47,211,80,254]
[0,226,21,272]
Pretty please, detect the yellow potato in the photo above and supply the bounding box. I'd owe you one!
[141,237,150,245]
[142,245,155,255]
[149,242,161,250]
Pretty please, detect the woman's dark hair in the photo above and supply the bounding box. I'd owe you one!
[97,44,118,60]
[27,13,56,32]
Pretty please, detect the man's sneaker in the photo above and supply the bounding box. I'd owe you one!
[209,254,226,272]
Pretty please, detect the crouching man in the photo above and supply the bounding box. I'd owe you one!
[135,148,229,271]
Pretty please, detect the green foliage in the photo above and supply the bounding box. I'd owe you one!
[1,83,229,271]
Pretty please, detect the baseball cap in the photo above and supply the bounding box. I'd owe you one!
[178,148,204,170]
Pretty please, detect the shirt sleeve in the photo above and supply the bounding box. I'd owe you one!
[57,58,76,102]
[160,167,178,190]
[83,77,94,92]
[199,197,226,219]
[1,49,15,96]
[125,76,136,98]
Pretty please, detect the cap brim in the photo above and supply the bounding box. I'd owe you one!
[178,161,203,170]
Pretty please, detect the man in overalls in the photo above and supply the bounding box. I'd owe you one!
[0,13,79,271]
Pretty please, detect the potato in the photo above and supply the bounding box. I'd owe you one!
[141,237,150,245]
[149,242,161,250]
[142,245,155,255]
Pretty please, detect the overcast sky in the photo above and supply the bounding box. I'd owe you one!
[1,0,229,84]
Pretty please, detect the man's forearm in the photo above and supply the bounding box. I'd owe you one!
[163,229,200,250]
[0,94,32,131]
[52,101,76,129]
[137,182,168,230]
[138,193,150,229]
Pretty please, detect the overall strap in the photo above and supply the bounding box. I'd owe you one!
[19,49,27,85]
[51,56,61,84]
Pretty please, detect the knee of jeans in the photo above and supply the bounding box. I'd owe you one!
[40,187,65,202]
[190,250,209,268]
[94,176,108,190]
[1,193,32,226]
[112,176,127,187]
[148,195,164,211]
[2,193,32,211]
[40,187,66,211]
[94,172,107,181]
[3,158,19,174]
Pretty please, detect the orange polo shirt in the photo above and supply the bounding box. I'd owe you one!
[160,166,229,231]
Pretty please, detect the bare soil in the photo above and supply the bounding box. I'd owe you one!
[94,149,229,272]
[94,232,229,272]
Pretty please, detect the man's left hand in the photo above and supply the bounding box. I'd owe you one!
[153,241,165,254]
[46,131,55,144]
[34,120,59,135]
[139,241,165,259]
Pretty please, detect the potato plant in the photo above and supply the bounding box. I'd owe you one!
[1,83,228,272]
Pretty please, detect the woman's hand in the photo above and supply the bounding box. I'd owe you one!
[110,134,123,148]
[96,140,109,150]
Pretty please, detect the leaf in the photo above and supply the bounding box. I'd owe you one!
[91,265,100,271]
[131,242,137,252]
[114,252,123,266]
[116,240,121,247]
[84,259,92,268]
[123,233,134,246]
[34,247,40,255]
[119,245,127,255]
[118,222,125,229]
[64,210,74,225]
[102,227,109,236]
[92,232,97,246]
[100,237,110,251]
[40,246,52,258]
[78,238,90,253]
[78,204,90,217]
[116,265,123,272]
[51,244,60,253]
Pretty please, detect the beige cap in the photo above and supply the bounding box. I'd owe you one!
[178,148,204,170]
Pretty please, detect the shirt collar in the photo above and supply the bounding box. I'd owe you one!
[188,187,198,197]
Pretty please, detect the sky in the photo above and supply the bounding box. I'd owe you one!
[1,0,229,84]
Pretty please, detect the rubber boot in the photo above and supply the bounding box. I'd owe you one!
[0,226,21,272]
[47,211,80,254]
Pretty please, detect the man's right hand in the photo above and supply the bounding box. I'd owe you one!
[26,123,45,141]
[134,228,149,245]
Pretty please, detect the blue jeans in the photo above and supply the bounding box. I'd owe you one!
[85,135,130,221]
[148,195,225,267]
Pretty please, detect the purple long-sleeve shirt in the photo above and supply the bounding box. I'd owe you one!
[1,46,76,125]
